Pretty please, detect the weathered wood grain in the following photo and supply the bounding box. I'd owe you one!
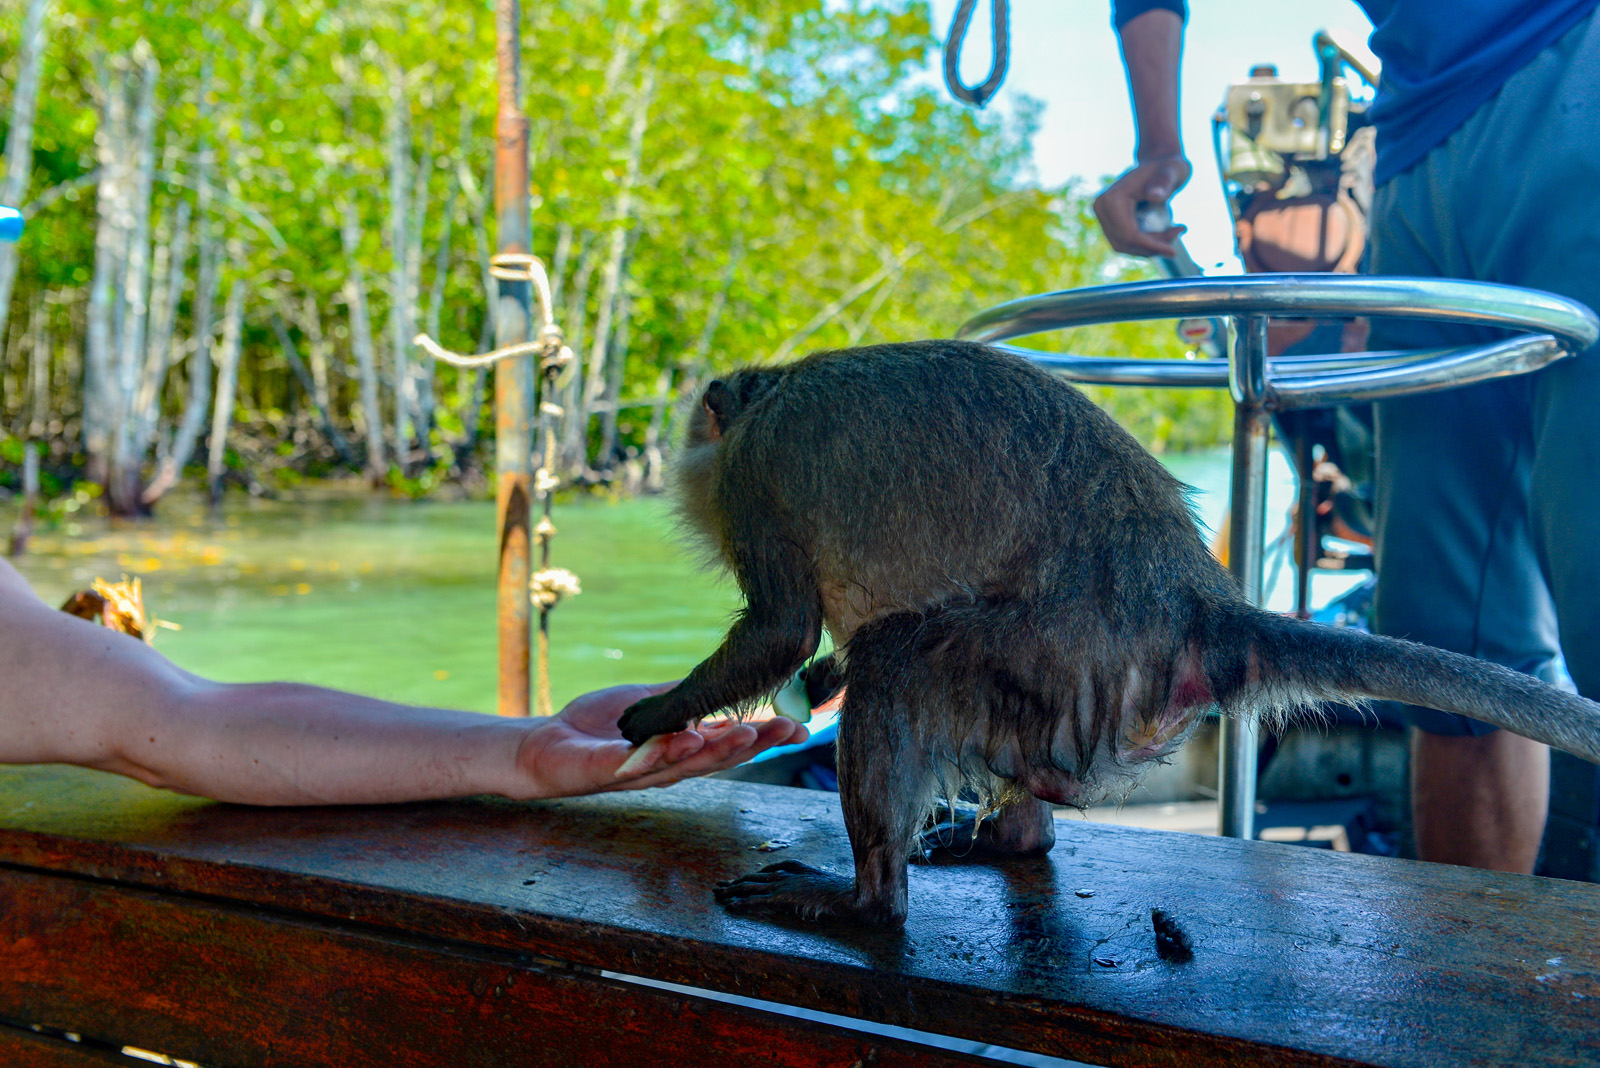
[0,867,999,1068]
[1,764,1597,1067]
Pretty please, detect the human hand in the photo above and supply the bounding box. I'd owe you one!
[517,683,811,798]
[1093,154,1192,257]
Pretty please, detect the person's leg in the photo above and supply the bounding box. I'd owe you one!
[1373,11,1600,872]
[1472,14,1600,871]
[1367,179,1559,871]
[1366,108,1558,873]
[1410,730,1550,872]
[1469,15,1600,711]
[1371,364,1557,872]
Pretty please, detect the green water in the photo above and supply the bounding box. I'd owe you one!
[5,487,741,714]
[5,447,1330,715]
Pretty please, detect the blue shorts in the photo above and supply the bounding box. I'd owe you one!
[1368,13,1600,735]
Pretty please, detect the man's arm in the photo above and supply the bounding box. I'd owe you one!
[1094,5,1192,257]
[0,558,806,805]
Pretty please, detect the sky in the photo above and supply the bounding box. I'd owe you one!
[922,0,1374,272]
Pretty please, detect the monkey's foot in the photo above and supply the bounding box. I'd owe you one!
[921,802,1056,863]
[714,861,903,927]
[618,693,693,746]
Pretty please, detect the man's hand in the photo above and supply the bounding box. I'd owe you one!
[518,683,811,798]
[1093,154,1192,258]
[1098,7,1188,258]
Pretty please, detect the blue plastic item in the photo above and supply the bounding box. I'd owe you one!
[0,205,22,243]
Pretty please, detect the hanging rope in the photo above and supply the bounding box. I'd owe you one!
[943,0,1010,109]
[415,252,579,718]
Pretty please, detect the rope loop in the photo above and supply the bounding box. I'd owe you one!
[418,252,566,369]
[943,0,1010,109]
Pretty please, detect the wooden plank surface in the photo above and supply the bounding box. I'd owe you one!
[0,866,997,1068]
[1,764,1597,1068]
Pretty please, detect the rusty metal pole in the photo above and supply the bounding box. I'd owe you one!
[493,0,535,717]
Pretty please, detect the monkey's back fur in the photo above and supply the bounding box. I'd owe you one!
[681,341,1242,799]
[620,340,1600,925]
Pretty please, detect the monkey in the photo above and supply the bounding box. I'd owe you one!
[616,340,1600,929]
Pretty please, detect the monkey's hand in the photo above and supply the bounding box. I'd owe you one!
[716,861,897,926]
[617,691,697,746]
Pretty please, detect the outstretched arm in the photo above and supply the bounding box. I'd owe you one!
[0,558,807,805]
[1093,4,1191,257]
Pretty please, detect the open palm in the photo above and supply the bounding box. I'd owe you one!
[519,683,810,798]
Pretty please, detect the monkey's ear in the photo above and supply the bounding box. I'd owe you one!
[702,379,734,442]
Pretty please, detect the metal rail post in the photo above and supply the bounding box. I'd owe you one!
[1220,315,1270,840]
[493,0,535,717]
[1293,427,1316,618]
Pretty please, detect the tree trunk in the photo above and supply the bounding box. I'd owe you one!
[271,306,355,463]
[0,0,51,348]
[419,169,456,452]
[656,236,742,486]
[558,236,598,472]
[299,292,334,420]
[106,51,160,517]
[639,363,673,494]
[596,234,637,468]
[451,154,495,471]
[549,222,572,309]
[131,197,190,460]
[142,199,216,506]
[142,56,214,506]
[27,299,49,436]
[207,279,245,510]
[2,313,22,426]
[407,137,436,455]
[581,68,655,457]
[341,200,385,484]
[83,59,130,487]
[385,65,416,472]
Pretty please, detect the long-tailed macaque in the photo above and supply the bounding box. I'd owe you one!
[618,340,1600,928]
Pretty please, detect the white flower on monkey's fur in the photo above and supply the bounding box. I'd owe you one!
[530,568,581,608]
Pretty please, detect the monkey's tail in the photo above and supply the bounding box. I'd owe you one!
[1241,609,1600,765]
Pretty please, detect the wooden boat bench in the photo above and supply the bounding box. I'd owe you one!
[0,764,1596,1068]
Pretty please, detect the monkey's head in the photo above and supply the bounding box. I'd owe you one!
[685,370,784,448]
[672,368,786,552]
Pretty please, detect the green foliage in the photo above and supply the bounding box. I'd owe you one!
[0,0,1228,503]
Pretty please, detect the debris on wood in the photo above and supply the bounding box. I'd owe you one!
[751,839,792,853]
[1152,907,1194,962]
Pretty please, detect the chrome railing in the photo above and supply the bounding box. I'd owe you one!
[956,274,1599,841]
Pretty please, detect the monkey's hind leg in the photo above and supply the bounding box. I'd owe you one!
[921,796,1056,862]
[716,614,931,927]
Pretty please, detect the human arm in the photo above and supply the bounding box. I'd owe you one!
[1093,4,1192,257]
[0,558,808,805]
